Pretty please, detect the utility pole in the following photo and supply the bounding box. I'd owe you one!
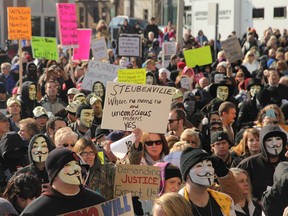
[176,0,184,50]
[214,3,219,60]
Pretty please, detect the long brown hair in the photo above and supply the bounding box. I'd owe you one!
[141,132,170,156]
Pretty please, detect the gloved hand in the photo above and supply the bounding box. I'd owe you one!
[212,156,229,177]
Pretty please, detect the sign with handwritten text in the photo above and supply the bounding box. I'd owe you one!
[31,37,59,60]
[73,29,92,61]
[102,82,174,133]
[118,35,141,57]
[221,36,244,63]
[114,165,160,200]
[183,46,212,67]
[91,37,109,61]
[118,68,146,84]
[7,7,32,40]
[59,193,134,216]
[56,3,78,48]
[162,42,176,67]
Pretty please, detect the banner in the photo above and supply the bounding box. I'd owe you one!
[183,46,212,68]
[91,37,109,61]
[73,29,92,61]
[101,82,173,133]
[59,193,134,216]
[31,37,58,60]
[7,7,31,40]
[118,35,141,57]
[118,68,146,84]
[114,165,160,200]
[221,36,244,63]
[162,42,176,67]
[81,61,125,91]
[56,3,78,48]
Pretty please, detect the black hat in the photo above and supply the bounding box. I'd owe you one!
[210,131,231,145]
[76,104,92,118]
[183,91,194,102]
[246,78,263,91]
[180,147,216,181]
[105,131,125,142]
[95,126,110,139]
[165,165,182,181]
[209,81,234,99]
[45,147,81,184]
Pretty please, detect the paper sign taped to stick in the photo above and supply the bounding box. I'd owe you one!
[118,68,146,84]
[101,82,174,133]
[7,7,32,40]
[56,3,78,48]
[59,193,134,216]
[221,36,244,63]
[91,37,109,61]
[118,35,141,57]
[81,61,125,91]
[114,164,160,200]
[31,37,59,60]
[184,46,212,68]
[73,29,92,61]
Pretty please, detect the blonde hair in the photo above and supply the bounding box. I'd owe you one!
[54,127,78,147]
[243,50,256,63]
[153,192,193,216]
[180,128,201,147]
[170,141,191,153]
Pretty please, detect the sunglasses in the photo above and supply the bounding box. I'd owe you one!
[168,119,179,124]
[145,140,163,146]
[61,143,75,148]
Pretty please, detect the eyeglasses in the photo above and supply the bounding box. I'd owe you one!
[186,140,198,145]
[168,119,179,124]
[145,140,163,146]
[61,143,75,148]
[210,127,223,132]
[81,151,95,157]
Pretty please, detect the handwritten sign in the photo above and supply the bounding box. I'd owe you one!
[73,29,92,61]
[7,7,31,40]
[183,46,212,68]
[162,42,176,67]
[56,3,78,48]
[118,68,146,84]
[221,36,244,63]
[81,61,125,91]
[180,76,191,90]
[31,37,59,60]
[114,165,160,200]
[101,82,173,133]
[91,37,109,61]
[118,35,141,57]
[59,194,134,216]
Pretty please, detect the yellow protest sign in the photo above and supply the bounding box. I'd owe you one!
[118,68,146,84]
[184,46,212,68]
[7,7,32,40]
[31,37,59,61]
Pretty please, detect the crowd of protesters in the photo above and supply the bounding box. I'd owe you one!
[0,14,288,216]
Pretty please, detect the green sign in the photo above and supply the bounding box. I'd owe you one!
[31,36,59,60]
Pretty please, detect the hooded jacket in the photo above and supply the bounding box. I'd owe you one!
[237,125,287,201]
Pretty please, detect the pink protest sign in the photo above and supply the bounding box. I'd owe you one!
[56,3,78,48]
[73,29,92,61]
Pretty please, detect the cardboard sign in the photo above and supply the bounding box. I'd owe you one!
[7,7,32,40]
[56,3,78,48]
[81,61,125,91]
[118,68,146,84]
[31,37,59,60]
[184,46,212,68]
[101,82,174,133]
[73,29,92,61]
[118,35,141,57]
[59,194,134,216]
[91,37,109,61]
[180,76,191,90]
[162,42,176,67]
[221,36,244,63]
[114,164,160,200]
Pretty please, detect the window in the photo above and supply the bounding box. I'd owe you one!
[93,7,99,23]
[32,16,41,36]
[144,9,148,20]
[252,8,264,19]
[44,17,56,37]
[274,7,286,18]
[79,7,84,23]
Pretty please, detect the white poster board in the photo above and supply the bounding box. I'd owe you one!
[118,35,141,57]
[221,36,244,63]
[162,42,176,68]
[91,37,109,61]
[81,61,125,91]
[102,82,174,133]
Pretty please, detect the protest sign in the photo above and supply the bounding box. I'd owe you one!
[73,29,92,61]
[56,3,78,48]
[162,42,176,67]
[221,36,244,63]
[117,68,146,84]
[91,37,109,61]
[101,82,173,133]
[81,61,125,91]
[59,193,134,216]
[110,133,136,159]
[118,35,141,57]
[7,7,31,40]
[31,37,59,60]
[114,165,160,200]
[183,46,212,68]
[180,76,191,90]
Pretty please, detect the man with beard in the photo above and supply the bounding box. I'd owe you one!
[89,95,103,139]
[167,108,186,138]
[21,147,106,215]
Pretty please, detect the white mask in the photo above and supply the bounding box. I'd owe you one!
[28,84,37,100]
[31,136,49,162]
[265,136,283,156]
[58,160,83,185]
[80,109,94,128]
[250,85,261,97]
[216,86,229,101]
[146,76,154,85]
[189,160,215,186]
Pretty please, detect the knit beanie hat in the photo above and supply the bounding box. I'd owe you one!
[180,147,215,181]
[45,147,82,184]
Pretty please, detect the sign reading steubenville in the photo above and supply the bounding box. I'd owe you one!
[114,164,161,200]
[101,82,174,133]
